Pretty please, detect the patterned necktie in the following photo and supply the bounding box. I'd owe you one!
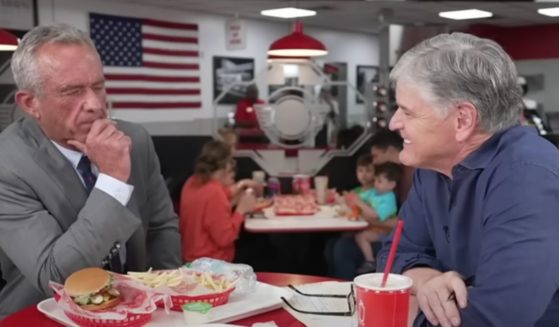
[77,156,123,273]
[77,156,97,193]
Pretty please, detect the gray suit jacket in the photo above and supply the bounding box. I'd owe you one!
[0,118,181,318]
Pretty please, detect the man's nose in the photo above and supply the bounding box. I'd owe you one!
[83,88,106,113]
[389,109,402,131]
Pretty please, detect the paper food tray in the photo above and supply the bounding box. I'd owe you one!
[38,281,291,327]
[263,205,334,219]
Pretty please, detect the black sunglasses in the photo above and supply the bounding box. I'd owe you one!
[281,284,356,316]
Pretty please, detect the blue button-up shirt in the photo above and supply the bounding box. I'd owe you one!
[378,125,559,327]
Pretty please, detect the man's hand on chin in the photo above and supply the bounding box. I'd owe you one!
[67,119,132,183]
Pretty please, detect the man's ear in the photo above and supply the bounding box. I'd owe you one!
[454,102,478,142]
[15,90,40,120]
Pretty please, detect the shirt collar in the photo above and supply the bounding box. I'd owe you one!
[51,141,83,170]
[458,125,527,170]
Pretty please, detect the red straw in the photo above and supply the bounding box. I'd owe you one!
[381,220,404,287]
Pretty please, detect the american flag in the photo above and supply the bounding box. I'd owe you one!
[89,13,201,110]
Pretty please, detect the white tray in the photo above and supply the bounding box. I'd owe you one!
[37,282,291,326]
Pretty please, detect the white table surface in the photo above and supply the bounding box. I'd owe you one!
[244,205,368,233]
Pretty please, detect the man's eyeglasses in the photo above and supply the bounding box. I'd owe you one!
[281,284,356,316]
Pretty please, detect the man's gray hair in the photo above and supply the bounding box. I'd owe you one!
[390,32,523,133]
[10,24,98,94]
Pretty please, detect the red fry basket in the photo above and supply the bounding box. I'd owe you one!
[53,289,153,327]
[161,287,235,311]
[64,311,152,327]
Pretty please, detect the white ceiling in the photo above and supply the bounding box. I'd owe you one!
[102,0,559,34]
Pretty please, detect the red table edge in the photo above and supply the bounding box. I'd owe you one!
[256,272,345,286]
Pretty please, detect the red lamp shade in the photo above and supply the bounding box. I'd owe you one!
[268,21,327,57]
[0,29,18,51]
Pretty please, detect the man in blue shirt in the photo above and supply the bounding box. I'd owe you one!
[377,32,559,327]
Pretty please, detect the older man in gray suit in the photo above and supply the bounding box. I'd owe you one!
[0,24,181,318]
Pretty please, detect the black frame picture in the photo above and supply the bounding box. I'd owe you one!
[213,56,255,104]
[356,65,379,104]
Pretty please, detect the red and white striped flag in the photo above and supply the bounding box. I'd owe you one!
[89,13,201,110]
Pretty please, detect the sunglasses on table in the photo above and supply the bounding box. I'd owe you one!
[281,284,356,316]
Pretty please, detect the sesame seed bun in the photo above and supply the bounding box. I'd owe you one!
[64,267,111,297]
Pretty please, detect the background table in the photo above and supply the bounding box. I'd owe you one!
[0,272,338,327]
[245,206,368,233]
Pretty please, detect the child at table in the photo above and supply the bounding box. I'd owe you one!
[352,153,375,200]
[180,141,256,263]
[347,157,402,273]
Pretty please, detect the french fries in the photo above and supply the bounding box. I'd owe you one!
[127,269,183,288]
[127,269,236,293]
[196,272,233,293]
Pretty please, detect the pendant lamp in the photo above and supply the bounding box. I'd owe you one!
[0,29,18,51]
[268,21,327,57]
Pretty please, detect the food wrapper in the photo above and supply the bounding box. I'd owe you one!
[50,273,171,320]
[187,258,256,296]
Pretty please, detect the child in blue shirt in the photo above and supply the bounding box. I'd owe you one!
[353,154,376,198]
[348,156,402,273]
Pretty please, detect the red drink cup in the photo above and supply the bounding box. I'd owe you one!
[353,273,413,327]
[292,176,300,194]
[292,174,310,194]
[299,175,311,195]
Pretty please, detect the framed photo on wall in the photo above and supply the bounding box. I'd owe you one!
[356,65,379,104]
[0,0,36,30]
[213,56,255,104]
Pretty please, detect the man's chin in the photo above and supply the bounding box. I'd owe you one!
[399,152,415,167]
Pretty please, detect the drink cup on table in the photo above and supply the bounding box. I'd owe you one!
[252,170,266,197]
[292,176,300,194]
[299,175,311,195]
[293,174,311,195]
[353,273,413,327]
[267,177,281,197]
[314,176,329,205]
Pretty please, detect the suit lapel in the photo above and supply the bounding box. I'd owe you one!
[23,119,88,230]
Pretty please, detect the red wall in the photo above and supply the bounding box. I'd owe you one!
[465,24,559,60]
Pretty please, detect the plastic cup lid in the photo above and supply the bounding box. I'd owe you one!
[354,273,413,291]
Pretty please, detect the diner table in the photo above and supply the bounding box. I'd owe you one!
[0,272,339,327]
[245,206,368,233]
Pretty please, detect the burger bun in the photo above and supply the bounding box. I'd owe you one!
[64,267,111,297]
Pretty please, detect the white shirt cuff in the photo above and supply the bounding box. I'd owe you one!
[94,173,134,206]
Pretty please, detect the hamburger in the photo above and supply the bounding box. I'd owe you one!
[64,267,121,311]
